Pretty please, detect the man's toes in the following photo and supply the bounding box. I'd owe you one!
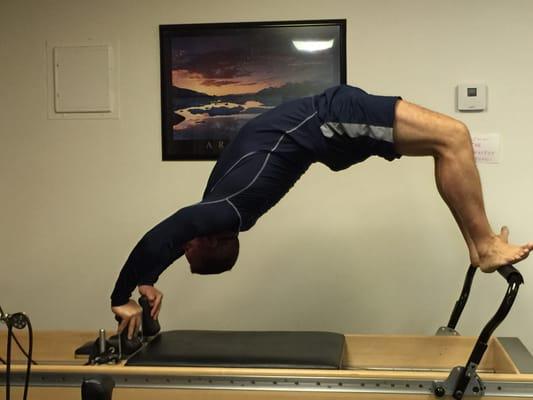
[516,250,529,261]
[500,226,510,241]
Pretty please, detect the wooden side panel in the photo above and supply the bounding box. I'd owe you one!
[0,330,97,362]
[491,338,521,374]
[342,335,519,373]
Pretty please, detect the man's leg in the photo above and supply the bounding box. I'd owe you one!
[392,100,533,272]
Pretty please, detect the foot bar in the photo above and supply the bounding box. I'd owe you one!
[435,264,524,399]
[467,265,524,368]
[447,265,477,330]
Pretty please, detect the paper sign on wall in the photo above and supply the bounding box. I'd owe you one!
[472,134,500,164]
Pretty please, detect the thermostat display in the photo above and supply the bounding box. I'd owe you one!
[467,88,477,97]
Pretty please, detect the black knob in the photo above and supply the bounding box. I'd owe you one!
[81,376,115,400]
[434,386,446,397]
[11,313,28,329]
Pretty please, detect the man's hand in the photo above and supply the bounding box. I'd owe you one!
[138,285,163,320]
[111,300,142,340]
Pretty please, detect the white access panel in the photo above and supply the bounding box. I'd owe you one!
[53,45,112,113]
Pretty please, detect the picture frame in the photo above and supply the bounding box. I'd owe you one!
[160,20,347,160]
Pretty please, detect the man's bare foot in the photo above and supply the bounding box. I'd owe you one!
[477,227,533,273]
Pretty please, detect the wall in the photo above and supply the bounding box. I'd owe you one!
[1,0,533,350]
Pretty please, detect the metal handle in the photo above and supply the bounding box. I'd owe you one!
[138,296,161,337]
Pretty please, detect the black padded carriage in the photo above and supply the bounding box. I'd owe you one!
[126,330,345,369]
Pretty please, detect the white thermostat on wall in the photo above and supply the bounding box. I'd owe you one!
[457,83,487,111]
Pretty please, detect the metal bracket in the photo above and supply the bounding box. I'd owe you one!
[86,329,121,365]
[432,365,484,399]
[435,326,460,336]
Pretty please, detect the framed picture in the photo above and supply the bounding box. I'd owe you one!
[160,20,347,160]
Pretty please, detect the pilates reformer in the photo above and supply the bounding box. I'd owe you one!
[2,264,533,400]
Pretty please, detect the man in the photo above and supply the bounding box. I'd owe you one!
[111,85,532,339]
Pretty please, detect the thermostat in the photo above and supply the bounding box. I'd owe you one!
[457,84,487,111]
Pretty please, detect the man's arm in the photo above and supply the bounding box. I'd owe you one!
[110,201,239,306]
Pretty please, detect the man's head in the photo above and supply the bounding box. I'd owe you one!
[183,232,239,275]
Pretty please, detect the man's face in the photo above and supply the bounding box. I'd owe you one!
[184,232,239,274]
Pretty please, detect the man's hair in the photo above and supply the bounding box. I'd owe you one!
[189,237,239,274]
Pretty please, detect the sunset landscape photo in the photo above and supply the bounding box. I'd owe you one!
[167,24,342,142]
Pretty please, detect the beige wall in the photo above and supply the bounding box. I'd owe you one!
[2,0,533,351]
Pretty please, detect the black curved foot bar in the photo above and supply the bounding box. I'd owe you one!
[434,264,524,399]
[447,265,477,331]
